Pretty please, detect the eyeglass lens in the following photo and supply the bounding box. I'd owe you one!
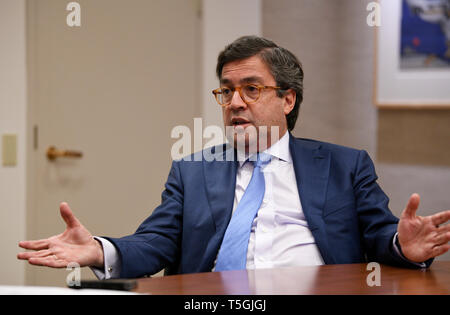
[220,85,260,104]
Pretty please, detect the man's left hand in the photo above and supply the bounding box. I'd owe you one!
[398,193,450,263]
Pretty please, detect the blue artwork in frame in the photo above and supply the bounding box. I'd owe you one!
[400,0,450,69]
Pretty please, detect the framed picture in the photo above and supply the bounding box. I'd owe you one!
[374,0,450,108]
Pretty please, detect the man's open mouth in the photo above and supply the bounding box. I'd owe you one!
[231,118,251,127]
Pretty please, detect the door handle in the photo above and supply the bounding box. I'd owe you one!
[47,146,83,161]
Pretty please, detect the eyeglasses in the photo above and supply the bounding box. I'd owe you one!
[212,84,281,106]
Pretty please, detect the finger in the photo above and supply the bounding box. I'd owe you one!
[402,193,420,219]
[17,249,52,260]
[28,256,68,269]
[431,210,450,227]
[437,223,450,234]
[435,231,450,246]
[18,239,49,251]
[432,244,450,258]
[60,202,81,229]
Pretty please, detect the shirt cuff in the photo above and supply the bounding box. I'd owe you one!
[90,236,122,279]
[392,232,426,268]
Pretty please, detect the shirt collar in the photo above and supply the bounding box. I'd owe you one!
[238,131,292,167]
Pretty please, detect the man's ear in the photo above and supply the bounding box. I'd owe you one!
[283,89,296,115]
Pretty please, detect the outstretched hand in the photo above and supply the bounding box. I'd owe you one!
[17,202,104,269]
[397,194,450,263]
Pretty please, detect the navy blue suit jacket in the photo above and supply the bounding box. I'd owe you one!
[107,135,427,278]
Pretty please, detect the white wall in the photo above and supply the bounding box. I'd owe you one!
[0,0,27,285]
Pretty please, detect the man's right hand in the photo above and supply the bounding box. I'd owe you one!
[17,202,104,269]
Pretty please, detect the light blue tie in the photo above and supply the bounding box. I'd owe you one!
[215,153,271,271]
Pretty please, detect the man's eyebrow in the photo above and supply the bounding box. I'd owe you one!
[241,76,264,84]
[220,78,232,85]
[220,76,264,85]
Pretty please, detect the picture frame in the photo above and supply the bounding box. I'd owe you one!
[374,0,450,108]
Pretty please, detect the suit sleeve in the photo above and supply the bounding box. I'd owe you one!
[105,160,184,278]
[354,150,432,268]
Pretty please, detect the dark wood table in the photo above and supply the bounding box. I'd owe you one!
[134,261,450,295]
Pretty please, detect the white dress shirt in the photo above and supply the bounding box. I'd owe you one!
[233,131,324,269]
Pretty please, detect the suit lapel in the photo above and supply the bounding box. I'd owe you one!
[200,144,238,270]
[202,145,238,232]
[289,135,334,264]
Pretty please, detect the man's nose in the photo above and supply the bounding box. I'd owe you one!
[228,89,248,111]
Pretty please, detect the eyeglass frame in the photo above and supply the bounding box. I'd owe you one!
[212,84,281,107]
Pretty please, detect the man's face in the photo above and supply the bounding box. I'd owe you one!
[221,55,295,152]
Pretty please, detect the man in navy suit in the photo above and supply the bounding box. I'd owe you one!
[18,36,450,278]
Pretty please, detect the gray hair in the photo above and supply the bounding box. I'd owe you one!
[216,36,304,131]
